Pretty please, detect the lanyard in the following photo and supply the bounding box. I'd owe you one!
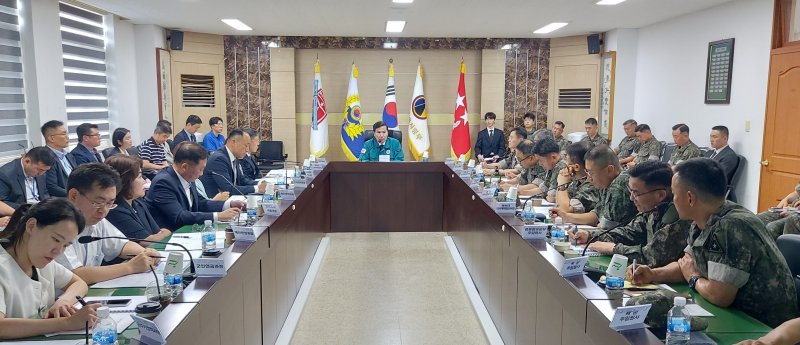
[28,177,39,201]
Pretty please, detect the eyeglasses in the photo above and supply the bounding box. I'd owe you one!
[627,186,665,198]
[79,192,117,210]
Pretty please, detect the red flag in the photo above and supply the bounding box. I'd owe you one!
[450,60,471,159]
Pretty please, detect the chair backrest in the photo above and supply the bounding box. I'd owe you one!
[661,143,676,163]
[698,147,711,156]
[725,155,745,202]
[363,129,402,145]
[364,130,374,142]
[258,141,284,162]
[776,234,800,307]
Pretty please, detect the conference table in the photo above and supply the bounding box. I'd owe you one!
[25,162,769,345]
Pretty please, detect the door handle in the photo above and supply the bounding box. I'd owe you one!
[760,160,769,166]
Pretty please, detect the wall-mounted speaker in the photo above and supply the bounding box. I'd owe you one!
[169,30,184,51]
[587,34,601,54]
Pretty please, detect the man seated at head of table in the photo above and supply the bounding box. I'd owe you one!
[628,158,799,328]
[482,127,527,177]
[569,161,691,268]
[105,155,171,246]
[524,138,567,201]
[147,142,244,231]
[549,145,638,229]
[0,198,101,340]
[359,121,404,162]
[553,142,599,214]
[55,163,160,285]
[201,129,268,195]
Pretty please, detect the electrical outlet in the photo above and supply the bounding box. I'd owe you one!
[745,120,751,132]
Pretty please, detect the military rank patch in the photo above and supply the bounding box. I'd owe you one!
[706,234,724,253]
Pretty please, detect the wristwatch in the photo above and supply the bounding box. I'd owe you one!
[557,184,568,191]
[688,275,701,291]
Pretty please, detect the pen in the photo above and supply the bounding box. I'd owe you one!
[76,296,88,306]
[125,254,166,259]
[632,259,637,283]
[172,235,191,239]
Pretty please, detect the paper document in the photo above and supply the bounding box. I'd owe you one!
[167,231,226,251]
[91,254,189,288]
[684,303,715,317]
[570,244,601,256]
[46,296,146,336]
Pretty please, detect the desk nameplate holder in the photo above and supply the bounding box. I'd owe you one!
[469,183,480,191]
[279,189,296,201]
[559,256,589,277]
[494,201,516,214]
[132,315,166,344]
[521,224,548,240]
[609,304,652,331]
[232,225,257,242]
[292,177,307,189]
[262,202,282,217]
[194,258,226,277]
[481,188,497,201]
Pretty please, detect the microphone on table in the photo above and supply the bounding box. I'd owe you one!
[78,235,198,285]
[210,171,249,200]
[518,175,588,219]
[580,201,670,257]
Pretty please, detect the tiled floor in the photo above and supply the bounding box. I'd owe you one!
[290,232,488,345]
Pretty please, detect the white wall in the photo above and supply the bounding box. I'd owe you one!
[629,0,773,211]
[133,24,165,142]
[106,16,141,143]
[603,28,638,147]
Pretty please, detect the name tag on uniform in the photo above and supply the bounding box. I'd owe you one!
[559,256,589,277]
[262,202,281,216]
[379,154,390,162]
[194,258,226,277]
[609,304,652,331]
[494,201,516,214]
[232,225,256,242]
[521,224,548,240]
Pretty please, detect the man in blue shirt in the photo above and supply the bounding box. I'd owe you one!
[359,121,403,162]
[202,116,225,152]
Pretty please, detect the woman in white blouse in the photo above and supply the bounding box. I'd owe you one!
[0,198,100,339]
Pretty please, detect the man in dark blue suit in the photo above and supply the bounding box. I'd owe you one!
[171,115,203,151]
[240,128,262,182]
[474,112,505,163]
[0,147,53,208]
[41,120,77,197]
[200,129,267,195]
[704,125,739,183]
[71,122,104,165]
[146,142,244,230]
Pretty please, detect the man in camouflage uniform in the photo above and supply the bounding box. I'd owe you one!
[555,142,599,214]
[628,158,798,328]
[668,123,702,166]
[580,117,609,148]
[527,139,568,201]
[570,161,691,268]
[627,124,662,169]
[483,127,527,177]
[522,112,537,138]
[552,121,572,154]
[616,119,641,166]
[500,139,545,191]
[757,182,800,240]
[550,145,637,229]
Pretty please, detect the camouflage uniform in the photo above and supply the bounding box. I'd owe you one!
[555,136,572,154]
[538,159,568,199]
[615,135,640,160]
[518,163,546,186]
[668,140,702,166]
[633,138,662,164]
[684,201,799,328]
[525,128,536,139]
[591,171,638,229]
[580,134,609,148]
[587,202,691,268]
[767,214,800,240]
[567,178,600,213]
[498,151,519,170]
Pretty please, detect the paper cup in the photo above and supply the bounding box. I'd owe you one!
[606,254,628,278]
[246,194,261,209]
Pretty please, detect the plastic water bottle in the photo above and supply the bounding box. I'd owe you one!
[164,272,183,297]
[201,220,216,251]
[92,306,118,345]
[522,203,536,223]
[666,297,691,344]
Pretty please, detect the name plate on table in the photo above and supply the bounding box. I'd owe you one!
[312,162,325,170]
[292,177,307,189]
[494,201,516,214]
[458,171,471,180]
[132,315,166,344]
[521,224,548,240]
[194,258,226,277]
[609,304,652,331]
[262,202,282,216]
[469,183,480,191]
[232,225,256,242]
[278,189,296,200]
[559,256,589,277]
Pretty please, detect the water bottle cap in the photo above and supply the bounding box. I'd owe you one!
[96,305,110,318]
[555,216,563,224]
[674,296,686,306]
[204,220,212,226]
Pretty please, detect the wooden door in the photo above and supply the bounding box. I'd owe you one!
[758,45,800,211]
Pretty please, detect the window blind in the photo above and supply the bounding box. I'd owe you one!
[0,0,28,157]
[59,2,109,143]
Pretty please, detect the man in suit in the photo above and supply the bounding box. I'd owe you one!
[172,115,203,150]
[201,129,268,195]
[704,125,739,183]
[71,122,104,165]
[146,142,244,230]
[41,120,77,197]
[240,128,261,182]
[474,112,505,163]
[0,146,54,208]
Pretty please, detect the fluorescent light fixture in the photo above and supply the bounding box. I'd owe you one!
[533,22,568,34]
[386,20,406,33]
[267,41,279,48]
[221,19,252,31]
[596,0,626,4]
[383,42,398,49]
[500,43,520,50]
[392,0,414,3]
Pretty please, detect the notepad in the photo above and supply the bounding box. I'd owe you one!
[570,244,602,256]
[684,303,715,317]
[45,296,145,336]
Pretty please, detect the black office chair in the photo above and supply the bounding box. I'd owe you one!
[725,155,745,202]
[660,143,676,163]
[698,147,711,156]
[363,129,402,145]
[257,141,287,173]
[776,234,800,308]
